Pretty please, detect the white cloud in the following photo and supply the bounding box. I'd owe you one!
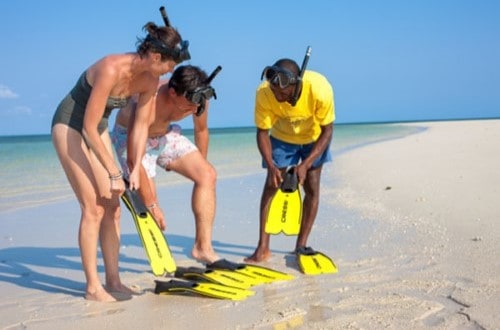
[11,106,32,115]
[0,84,19,99]
[0,106,32,116]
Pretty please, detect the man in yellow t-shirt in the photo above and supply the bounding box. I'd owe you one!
[245,58,335,263]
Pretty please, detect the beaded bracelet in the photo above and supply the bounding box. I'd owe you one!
[109,171,123,180]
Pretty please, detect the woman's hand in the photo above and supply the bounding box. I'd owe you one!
[109,174,126,195]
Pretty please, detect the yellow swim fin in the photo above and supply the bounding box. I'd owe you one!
[296,247,338,275]
[121,189,176,275]
[206,259,295,284]
[265,167,302,236]
[175,266,256,289]
[154,279,254,301]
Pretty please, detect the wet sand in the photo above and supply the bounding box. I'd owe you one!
[0,119,498,329]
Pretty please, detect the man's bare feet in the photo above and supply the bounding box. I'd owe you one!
[85,286,116,302]
[244,247,272,263]
[192,246,220,264]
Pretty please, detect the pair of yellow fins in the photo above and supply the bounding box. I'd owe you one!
[265,167,338,275]
[155,260,295,301]
[121,189,294,300]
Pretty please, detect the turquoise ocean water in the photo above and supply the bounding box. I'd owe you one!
[0,123,424,214]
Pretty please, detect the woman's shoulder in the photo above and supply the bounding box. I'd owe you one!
[86,54,129,83]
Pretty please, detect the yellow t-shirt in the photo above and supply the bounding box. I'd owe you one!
[254,70,335,144]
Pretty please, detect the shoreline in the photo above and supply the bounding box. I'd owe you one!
[0,119,498,329]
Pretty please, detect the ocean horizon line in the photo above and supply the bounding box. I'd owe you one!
[0,116,498,139]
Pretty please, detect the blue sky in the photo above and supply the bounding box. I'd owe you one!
[0,0,499,136]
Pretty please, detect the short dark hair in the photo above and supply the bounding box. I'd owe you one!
[273,58,300,76]
[168,65,208,95]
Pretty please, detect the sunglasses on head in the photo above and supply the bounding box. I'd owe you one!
[261,65,299,89]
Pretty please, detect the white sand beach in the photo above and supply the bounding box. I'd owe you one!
[0,119,499,329]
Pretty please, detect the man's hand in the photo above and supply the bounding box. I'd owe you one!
[149,204,166,231]
[268,165,283,188]
[295,163,310,186]
[128,168,141,191]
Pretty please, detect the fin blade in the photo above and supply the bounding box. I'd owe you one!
[265,190,288,234]
[154,279,254,300]
[297,250,338,275]
[176,267,254,289]
[240,264,295,282]
[281,189,302,235]
[265,167,302,236]
[121,190,176,275]
[265,190,302,236]
[207,259,294,284]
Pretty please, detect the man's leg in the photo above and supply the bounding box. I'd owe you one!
[296,165,323,249]
[244,171,278,262]
[167,151,219,264]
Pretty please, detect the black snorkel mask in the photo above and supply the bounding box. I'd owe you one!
[152,6,191,63]
[261,46,312,106]
[261,66,300,89]
[145,35,190,63]
[191,65,222,116]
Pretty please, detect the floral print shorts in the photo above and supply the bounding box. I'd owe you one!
[111,123,197,178]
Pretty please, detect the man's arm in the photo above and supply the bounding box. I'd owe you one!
[127,84,156,190]
[137,165,166,230]
[193,101,210,158]
[257,128,282,187]
[296,123,333,184]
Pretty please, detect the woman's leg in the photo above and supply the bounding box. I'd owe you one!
[93,130,133,293]
[52,124,117,301]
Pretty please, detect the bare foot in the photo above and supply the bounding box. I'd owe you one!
[244,247,272,263]
[191,246,220,264]
[105,283,141,295]
[85,286,116,302]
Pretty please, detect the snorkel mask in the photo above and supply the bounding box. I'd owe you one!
[191,65,222,116]
[151,6,191,63]
[186,86,216,105]
[260,66,299,89]
[261,46,312,106]
[145,35,190,63]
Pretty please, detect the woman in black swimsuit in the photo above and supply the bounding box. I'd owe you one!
[51,22,190,302]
